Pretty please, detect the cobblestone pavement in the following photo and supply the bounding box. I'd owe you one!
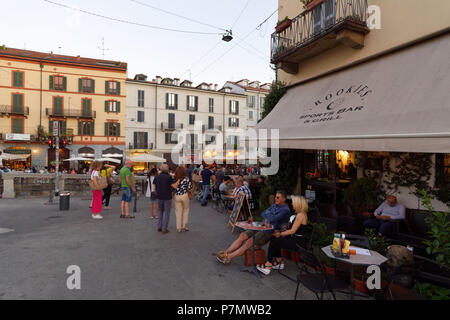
[0,196,368,300]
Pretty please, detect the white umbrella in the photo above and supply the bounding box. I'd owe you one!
[96,158,122,164]
[102,153,123,158]
[130,154,167,163]
[63,157,93,162]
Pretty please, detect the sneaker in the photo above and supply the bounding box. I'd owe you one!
[216,254,231,264]
[256,265,271,275]
[92,214,103,219]
[271,262,285,270]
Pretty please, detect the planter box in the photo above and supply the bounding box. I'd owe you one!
[306,0,325,11]
[276,19,292,33]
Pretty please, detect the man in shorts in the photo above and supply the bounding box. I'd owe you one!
[120,160,136,219]
[216,190,291,264]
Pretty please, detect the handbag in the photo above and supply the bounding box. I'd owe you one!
[187,188,194,200]
[88,177,108,190]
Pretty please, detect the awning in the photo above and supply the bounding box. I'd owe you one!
[63,157,93,162]
[256,33,450,153]
[78,147,95,158]
[102,147,123,158]
[129,154,167,163]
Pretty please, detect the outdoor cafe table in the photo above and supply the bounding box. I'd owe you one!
[235,221,273,278]
[321,245,388,300]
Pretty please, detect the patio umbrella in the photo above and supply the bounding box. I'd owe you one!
[129,154,167,163]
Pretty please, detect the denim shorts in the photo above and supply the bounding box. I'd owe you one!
[121,187,133,203]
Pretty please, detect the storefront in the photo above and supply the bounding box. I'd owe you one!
[256,33,450,209]
[1,146,31,170]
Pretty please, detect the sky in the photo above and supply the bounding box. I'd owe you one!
[1,0,278,86]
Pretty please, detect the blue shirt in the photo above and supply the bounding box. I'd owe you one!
[261,203,291,234]
[201,169,213,186]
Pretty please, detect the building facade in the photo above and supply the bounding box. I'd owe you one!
[0,47,127,169]
[224,79,271,129]
[126,75,247,167]
[259,0,450,210]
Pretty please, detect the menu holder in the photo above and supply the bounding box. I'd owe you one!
[331,249,350,259]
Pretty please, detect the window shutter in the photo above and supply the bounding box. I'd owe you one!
[228,118,231,127]
[237,118,239,127]
[134,132,138,148]
[63,77,67,91]
[105,101,109,112]
[236,101,239,115]
[13,72,17,86]
[105,81,109,94]
[78,79,83,92]
[12,118,23,134]
[116,82,121,95]
[116,101,121,113]
[117,123,121,137]
[49,120,54,135]
[91,121,95,136]
[104,122,109,136]
[229,101,232,114]
[78,121,82,135]
[91,79,95,93]
[144,132,148,149]
[195,96,198,111]
[186,96,189,110]
[165,133,169,144]
[175,94,178,109]
[62,121,67,134]
[49,76,54,90]
[166,93,169,108]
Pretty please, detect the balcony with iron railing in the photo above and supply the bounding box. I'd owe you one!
[160,122,184,131]
[271,0,370,74]
[0,105,30,116]
[46,108,96,119]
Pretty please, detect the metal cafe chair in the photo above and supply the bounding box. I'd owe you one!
[295,245,350,300]
[276,224,314,282]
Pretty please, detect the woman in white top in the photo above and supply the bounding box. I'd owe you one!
[146,168,159,219]
[90,161,103,220]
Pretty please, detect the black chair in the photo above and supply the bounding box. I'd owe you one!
[344,234,371,250]
[295,245,350,300]
[276,224,314,282]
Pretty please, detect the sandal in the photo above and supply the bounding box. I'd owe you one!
[215,250,225,258]
[217,253,231,264]
[182,227,189,232]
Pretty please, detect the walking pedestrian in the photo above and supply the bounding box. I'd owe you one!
[172,166,193,233]
[101,162,116,210]
[90,161,104,220]
[153,164,176,234]
[119,160,136,219]
[200,164,215,206]
[146,168,159,219]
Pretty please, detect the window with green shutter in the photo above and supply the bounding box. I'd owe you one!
[82,99,91,117]
[105,81,110,95]
[12,118,24,133]
[13,71,24,88]
[53,97,63,116]
[51,75,64,91]
[12,94,24,113]
[104,122,109,136]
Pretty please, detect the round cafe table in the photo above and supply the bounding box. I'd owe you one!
[235,221,274,278]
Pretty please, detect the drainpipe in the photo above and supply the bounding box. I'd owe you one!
[154,83,158,150]
[39,62,43,129]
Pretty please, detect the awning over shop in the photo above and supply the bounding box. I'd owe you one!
[78,147,95,158]
[102,147,123,158]
[256,33,450,153]
[129,154,167,163]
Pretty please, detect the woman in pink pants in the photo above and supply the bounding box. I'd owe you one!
[90,161,103,219]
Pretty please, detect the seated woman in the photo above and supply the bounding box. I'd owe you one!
[256,195,308,275]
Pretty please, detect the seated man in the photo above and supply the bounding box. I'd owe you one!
[216,190,291,264]
[228,175,254,211]
[363,195,405,237]
[219,176,233,197]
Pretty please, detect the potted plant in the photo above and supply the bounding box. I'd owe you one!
[343,177,385,216]
[276,16,292,33]
[301,0,325,11]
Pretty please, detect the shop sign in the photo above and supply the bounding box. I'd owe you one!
[299,84,373,124]
[5,133,31,141]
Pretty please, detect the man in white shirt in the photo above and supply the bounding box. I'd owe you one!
[364,195,406,236]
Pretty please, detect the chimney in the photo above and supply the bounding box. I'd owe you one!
[156,76,162,84]
[76,55,81,61]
